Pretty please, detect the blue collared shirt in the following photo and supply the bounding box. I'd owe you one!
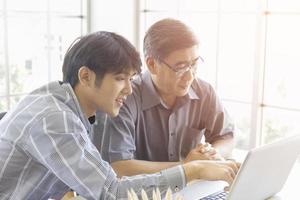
[0,81,185,200]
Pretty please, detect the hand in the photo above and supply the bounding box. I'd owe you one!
[199,143,225,161]
[182,160,240,190]
[183,143,224,163]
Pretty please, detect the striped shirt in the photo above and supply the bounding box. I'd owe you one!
[0,81,185,200]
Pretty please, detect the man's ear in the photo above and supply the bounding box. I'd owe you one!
[145,57,158,75]
[78,66,92,86]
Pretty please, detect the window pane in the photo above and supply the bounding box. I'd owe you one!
[262,107,300,145]
[0,97,7,112]
[7,14,48,94]
[0,16,5,96]
[268,0,300,12]
[217,14,256,103]
[141,12,168,35]
[179,13,218,85]
[50,0,82,15]
[223,101,251,150]
[145,0,179,11]
[50,17,84,81]
[220,0,259,12]
[264,15,300,109]
[7,0,47,12]
[143,12,179,32]
[179,0,218,12]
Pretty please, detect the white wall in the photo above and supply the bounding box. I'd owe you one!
[89,0,139,47]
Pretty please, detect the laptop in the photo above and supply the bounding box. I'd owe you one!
[180,135,300,200]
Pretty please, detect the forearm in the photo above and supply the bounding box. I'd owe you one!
[212,137,234,158]
[111,159,181,177]
[112,165,185,199]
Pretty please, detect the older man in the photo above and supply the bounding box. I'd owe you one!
[93,19,235,177]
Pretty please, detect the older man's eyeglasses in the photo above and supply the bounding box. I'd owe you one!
[160,56,204,77]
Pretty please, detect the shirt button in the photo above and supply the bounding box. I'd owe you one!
[170,153,173,157]
[170,132,175,136]
[174,187,179,192]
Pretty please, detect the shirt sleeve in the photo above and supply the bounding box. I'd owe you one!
[93,95,138,163]
[204,85,235,143]
[26,111,186,200]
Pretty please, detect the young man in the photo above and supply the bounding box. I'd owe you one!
[0,31,238,200]
[93,19,236,177]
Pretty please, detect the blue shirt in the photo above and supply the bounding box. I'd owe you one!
[0,81,185,200]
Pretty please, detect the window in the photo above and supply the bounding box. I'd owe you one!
[140,0,300,150]
[0,0,87,111]
[262,6,300,145]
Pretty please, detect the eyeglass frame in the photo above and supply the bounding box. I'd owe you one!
[159,56,204,77]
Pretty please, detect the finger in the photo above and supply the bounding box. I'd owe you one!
[226,161,240,174]
[199,147,209,153]
[196,143,205,149]
[224,186,230,191]
[199,154,211,161]
[224,165,236,180]
[207,148,217,155]
[222,175,234,188]
[208,149,225,161]
[205,151,218,160]
[200,143,213,153]
[201,152,215,160]
[195,144,205,152]
[228,167,236,180]
[220,160,239,174]
[204,142,211,148]
[222,168,234,186]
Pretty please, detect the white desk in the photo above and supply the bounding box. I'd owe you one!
[179,159,300,200]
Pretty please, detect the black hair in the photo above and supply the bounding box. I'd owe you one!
[62,31,142,87]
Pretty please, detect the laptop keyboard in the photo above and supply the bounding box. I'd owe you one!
[199,191,228,200]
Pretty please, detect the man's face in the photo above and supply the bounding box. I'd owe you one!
[84,69,136,117]
[151,45,200,98]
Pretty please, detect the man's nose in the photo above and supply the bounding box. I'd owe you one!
[182,67,194,81]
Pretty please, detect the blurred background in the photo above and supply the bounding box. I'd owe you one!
[1,0,300,152]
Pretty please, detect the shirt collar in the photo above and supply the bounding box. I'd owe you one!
[187,82,200,100]
[141,71,200,111]
[141,71,161,111]
[60,82,95,133]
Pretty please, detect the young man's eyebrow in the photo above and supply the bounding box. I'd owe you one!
[114,71,137,77]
